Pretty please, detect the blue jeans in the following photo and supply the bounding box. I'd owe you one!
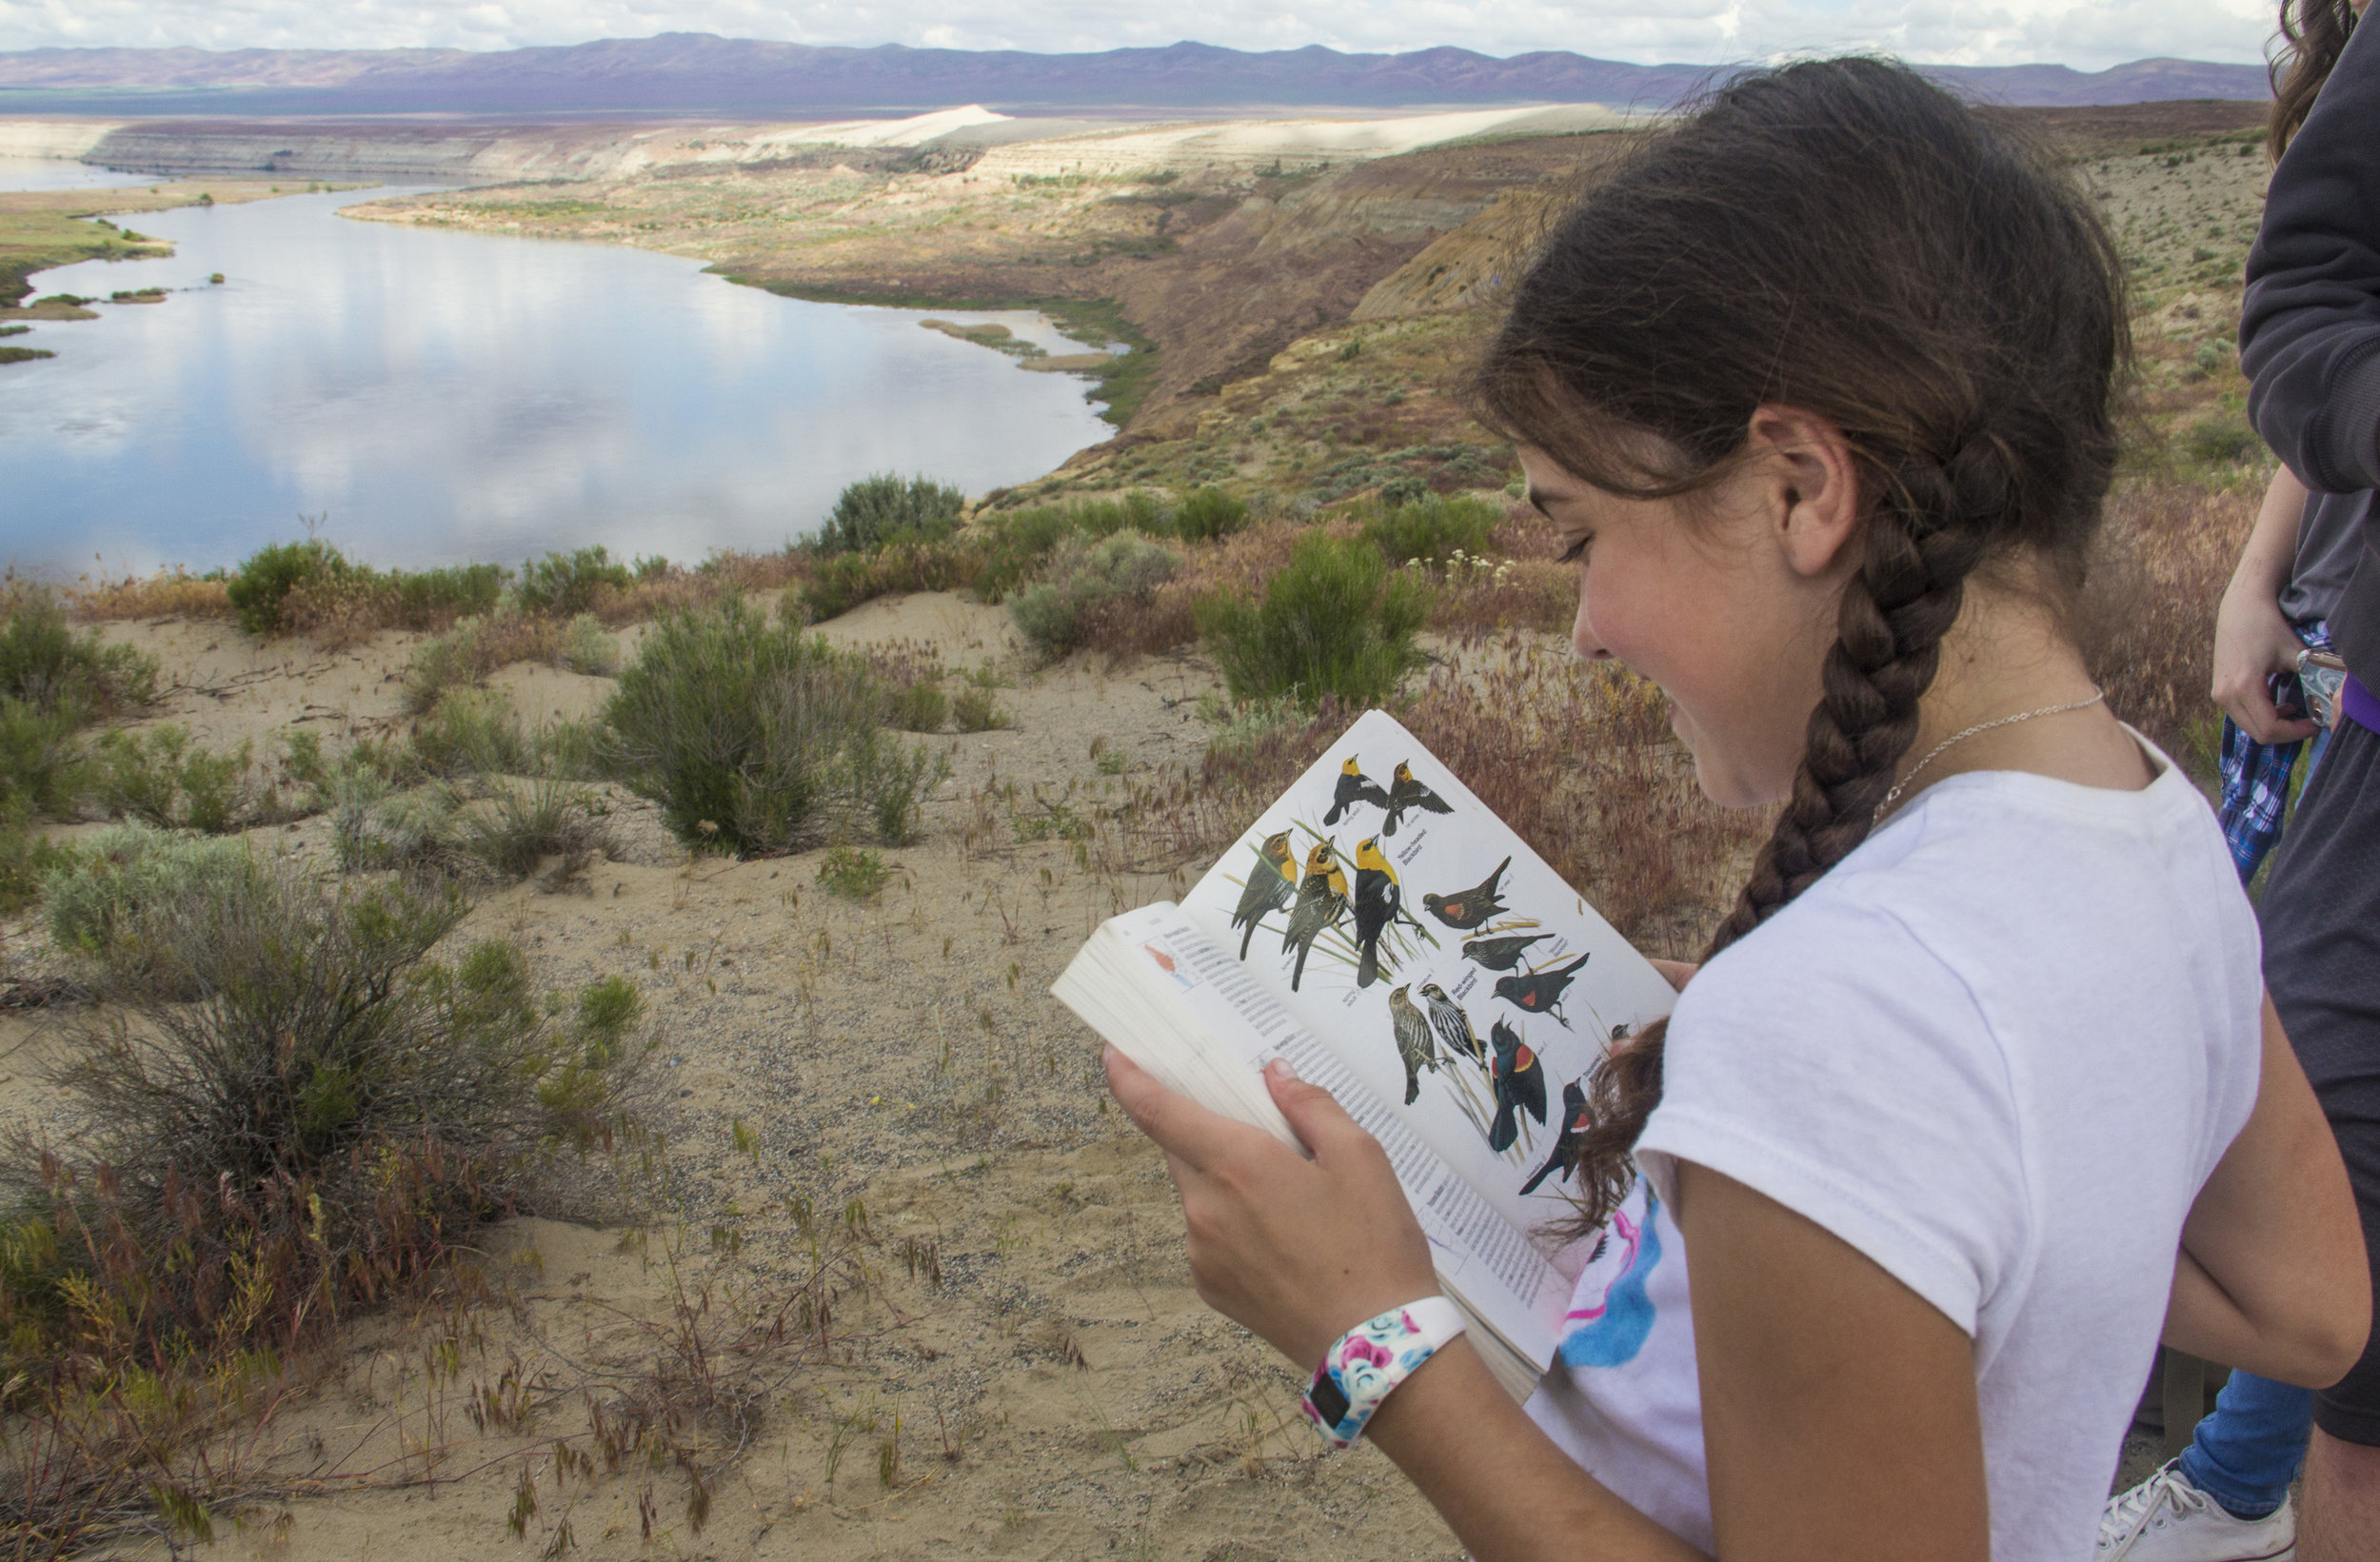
[2177,1370,2313,1518]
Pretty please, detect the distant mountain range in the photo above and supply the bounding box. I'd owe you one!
[0,36,2271,117]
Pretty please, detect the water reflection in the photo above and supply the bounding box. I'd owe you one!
[0,157,156,192]
[0,185,1118,575]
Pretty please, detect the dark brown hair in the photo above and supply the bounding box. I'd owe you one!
[1473,58,2128,1230]
[2270,0,2360,159]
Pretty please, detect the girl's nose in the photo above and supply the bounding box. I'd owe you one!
[1572,585,1612,661]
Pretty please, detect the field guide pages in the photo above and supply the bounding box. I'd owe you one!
[1053,708,1680,1398]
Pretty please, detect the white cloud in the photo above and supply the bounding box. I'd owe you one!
[0,0,2279,71]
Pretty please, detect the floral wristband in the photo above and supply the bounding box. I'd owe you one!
[1300,1295,1467,1450]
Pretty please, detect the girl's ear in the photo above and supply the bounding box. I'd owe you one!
[1745,405,1863,581]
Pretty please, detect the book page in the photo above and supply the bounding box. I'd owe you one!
[1068,902,1559,1372]
[1178,708,1680,1255]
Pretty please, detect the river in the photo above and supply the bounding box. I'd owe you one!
[0,174,1120,576]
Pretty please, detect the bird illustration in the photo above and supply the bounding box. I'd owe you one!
[1351,836,1402,988]
[1418,982,1484,1064]
[1282,840,1350,992]
[1228,830,1299,959]
[1519,1080,1592,1196]
[1321,757,1391,826]
[1494,951,1592,1026]
[1461,931,1553,972]
[1422,856,1513,931]
[1381,761,1454,837]
[1485,1018,1550,1153]
[1388,983,1438,1105]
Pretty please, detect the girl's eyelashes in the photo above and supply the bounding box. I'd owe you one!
[1557,535,1592,564]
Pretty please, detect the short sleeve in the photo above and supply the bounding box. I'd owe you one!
[1633,894,2026,1336]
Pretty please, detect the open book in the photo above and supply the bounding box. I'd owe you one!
[1054,708,1680,1399]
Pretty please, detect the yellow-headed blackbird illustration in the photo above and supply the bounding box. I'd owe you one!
[1352,836,1402,988]
[1282,840,1350,992]
[1321,757,1391,826]
[1389,983,1438,1105]
[1423,855,1512,930]
[1381,760,1454,836]
[1229,829,1298,959]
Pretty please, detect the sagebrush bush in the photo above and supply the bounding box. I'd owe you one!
[968,494,1167,603]
[226,540,353,637]
[89,725,265,833]
[1361,493,1500,564]
[817,474,966,555]
[2182,412,2260,466]
[412,688,531,777]
[799,539,983,622]
[0,698,86,821]
[1196,532,1430,708]
[1169,487,1250,543]
[517,546,634,616]
[43,823,260,996]
[0,589,158,720]
[6,866,650,1388]
[558,612,622,676]
[1009,530,1182,658]
[883,680,948,732]
[605,596,947,854]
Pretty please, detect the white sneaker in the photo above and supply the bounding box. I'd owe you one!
[2097,1463,2295,1560]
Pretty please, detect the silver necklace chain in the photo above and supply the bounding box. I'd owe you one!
[1876,689,2107,818]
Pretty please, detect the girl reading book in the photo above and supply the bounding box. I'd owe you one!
[1105,58,2370,1562]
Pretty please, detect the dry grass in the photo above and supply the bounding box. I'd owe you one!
[2082,478,2258,778]
[67,570,235,623]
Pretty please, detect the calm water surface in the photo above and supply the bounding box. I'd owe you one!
[0,180,1118,575]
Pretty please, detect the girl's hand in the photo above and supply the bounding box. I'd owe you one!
[1103,1046,1438,1369]
[2211,586,2319,743]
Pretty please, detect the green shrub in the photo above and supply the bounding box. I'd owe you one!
[0,697,87,820]
[44,822,260,993]
[516,546,633,616]
[0,821,73,915]
[403,619,484,714]
[798,540,982,622]
[0,589,158,720]
[1361,494,1500,565]
[818,474,966,555]
[1196,532,1430,708]
[2184,412,2262,465]
[227,540,353,637]
[971,504,1083,603]
[883,680,949,732]
[951,684,1009,733]
[461,779,612,884]
[1009,531,1181,658]
[7,865,650,1377]
[558,613,621,677]
[816,845,890,900]
[1169,488,1250,543]
[413,689,531,777]
[604,596,948,855]
[385,562,507,627]
[89,725,260,833]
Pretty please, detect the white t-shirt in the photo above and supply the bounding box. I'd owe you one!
[1523,753,2264,1560]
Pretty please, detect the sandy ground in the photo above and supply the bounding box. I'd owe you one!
[7,595,1476,1562]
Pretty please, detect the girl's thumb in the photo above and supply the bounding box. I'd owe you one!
[1263,1058,1360,1155]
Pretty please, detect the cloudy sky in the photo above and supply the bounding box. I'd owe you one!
[0,0,2282,71]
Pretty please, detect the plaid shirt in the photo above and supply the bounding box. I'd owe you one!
[2218,621,2334,884]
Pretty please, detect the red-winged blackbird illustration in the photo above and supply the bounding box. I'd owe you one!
[1380,761,1454,837]
[1422,855,1512,930]
[1321,757,1391,826]
[1485,1018,1549,1152]
[1351,836,1402,988]
[1228,829,1298,959]
[1493,951,1591,1026]
[1461,931,1552,972]
[1388,983,1438,1105]
[1282,840,1349,992]
[1418,981,1484,1064]
[1520,1079,1592,1196]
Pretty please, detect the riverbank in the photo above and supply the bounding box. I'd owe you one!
[0,177,318,310]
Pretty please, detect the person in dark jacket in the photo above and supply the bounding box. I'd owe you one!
[2233,2,2380,1556]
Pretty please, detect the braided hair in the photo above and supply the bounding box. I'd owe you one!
[1473,59,2127,1231]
